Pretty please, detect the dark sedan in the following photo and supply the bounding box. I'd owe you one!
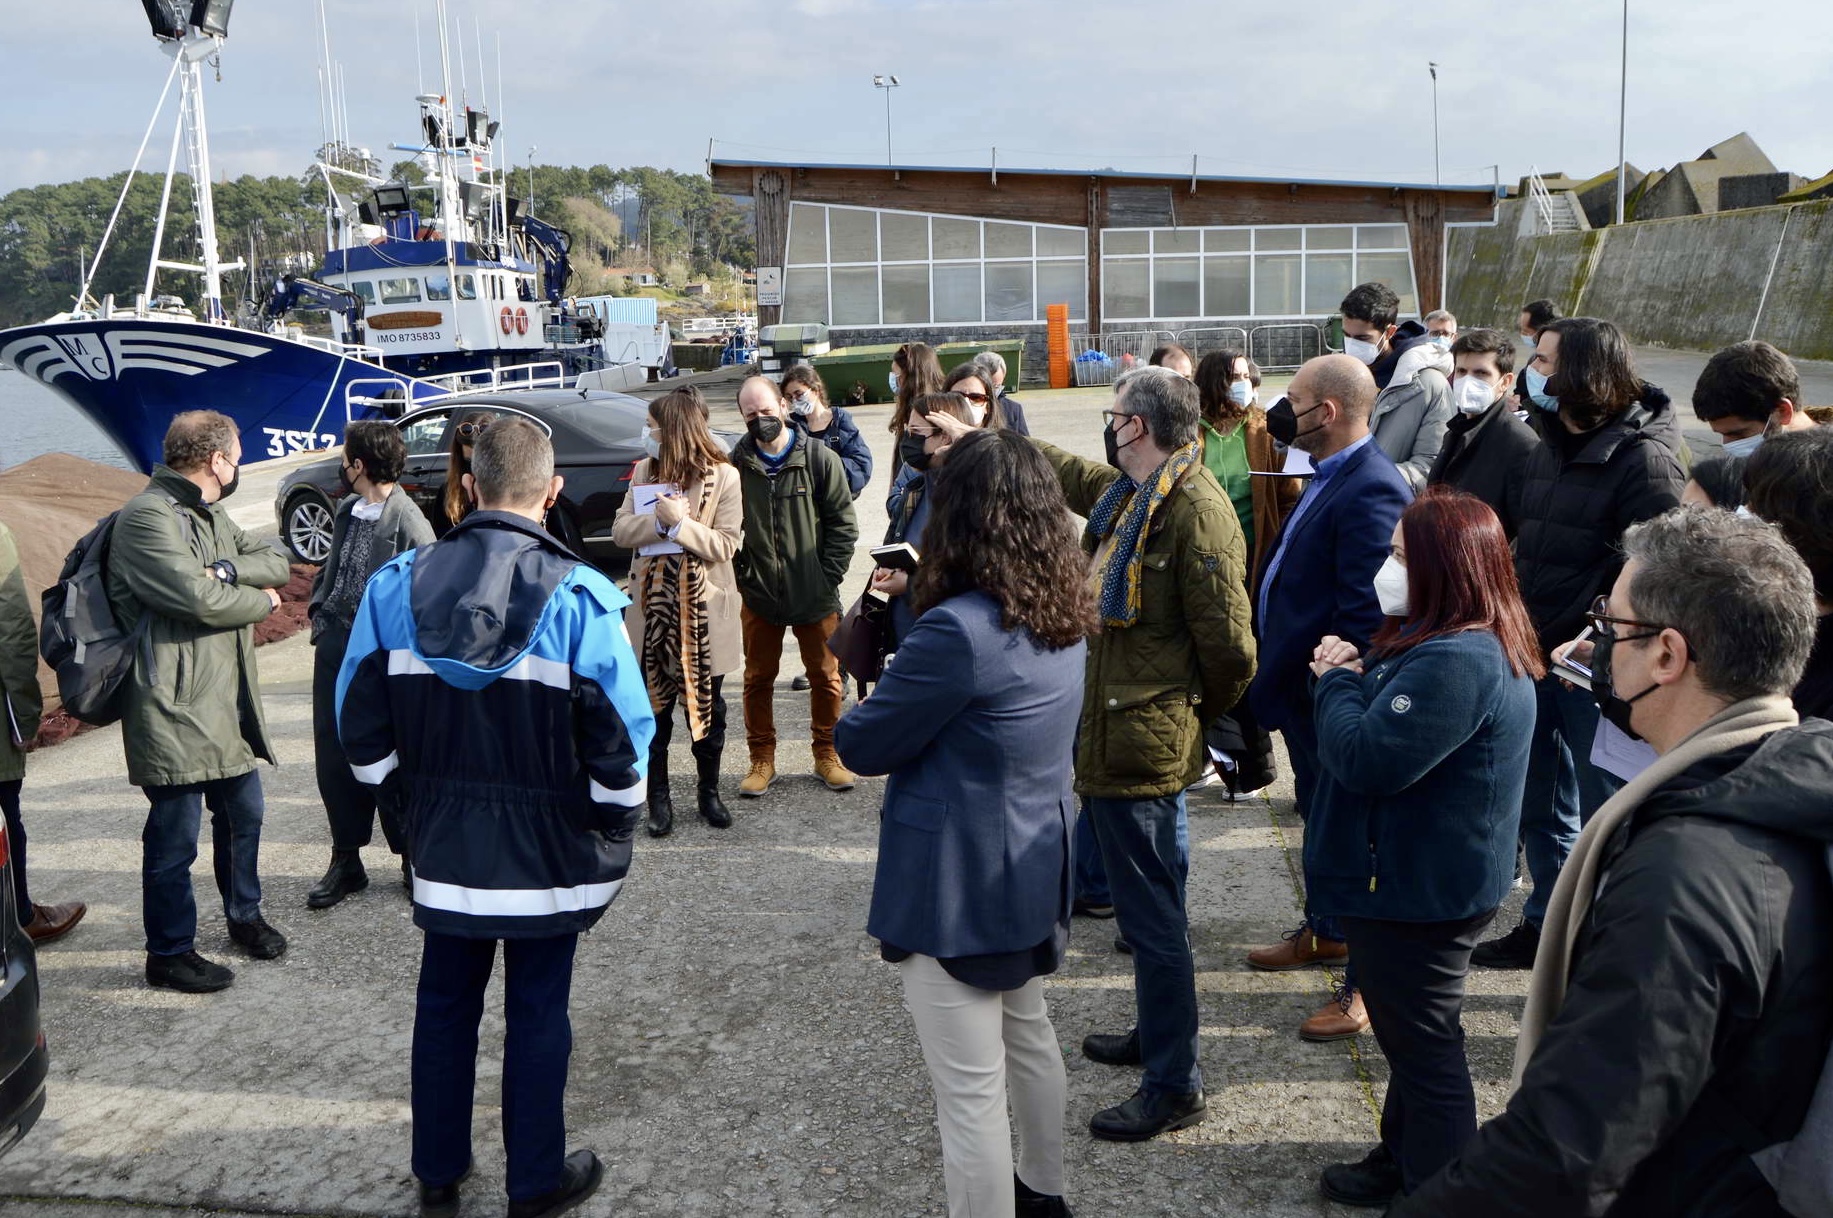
[275,389,667,569]
[0,817,47,1158]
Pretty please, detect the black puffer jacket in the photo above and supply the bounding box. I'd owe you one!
[1392,719,1833,1217]
[1510,384,1687,652]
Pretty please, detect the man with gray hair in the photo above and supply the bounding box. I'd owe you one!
[1424,309,1457,346]
[1031,363,1256,1141]
[1393,507,1833,1217]
[971,349,1030,435]
[339,417,655,1218]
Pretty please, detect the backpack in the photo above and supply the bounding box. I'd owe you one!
[39,495,195,726]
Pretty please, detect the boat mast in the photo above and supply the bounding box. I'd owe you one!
[434,0,465,352]
[147,24,244,321]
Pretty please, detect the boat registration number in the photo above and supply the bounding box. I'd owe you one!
[263,428,340,457]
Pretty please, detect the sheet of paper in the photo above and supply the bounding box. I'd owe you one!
[1590,717,1658,783]
[1249,447,1315,477]
[632,483,685,555]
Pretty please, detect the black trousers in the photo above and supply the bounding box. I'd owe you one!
[649,674,727,775]
[313,628,402,854]
[1340,910,1496,1194]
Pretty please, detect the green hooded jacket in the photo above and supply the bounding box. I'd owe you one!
[0,522,43,783]
[1035,439,1258,799]
[104,467,291,788]
[731,431,859,626]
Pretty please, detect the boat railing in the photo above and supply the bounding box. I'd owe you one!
[291,332,385,363]
[419,361,568,395]
[343,375,419,422]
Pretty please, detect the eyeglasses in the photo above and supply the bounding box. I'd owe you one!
[957,391,990,404]
[1101,410,1136,429]
[1587,595,1669,642]
[455,419,491,440]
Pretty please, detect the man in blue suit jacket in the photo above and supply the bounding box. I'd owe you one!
[1245,355,1412,1039]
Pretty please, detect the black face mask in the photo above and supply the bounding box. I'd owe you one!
[335,462,355,495]
[1103,414,1139,469]
[747,415,784,445]
[216,462,241,502]
[1589,630,1662,741]
[1265,396,1326,447]
[900,434,932,473]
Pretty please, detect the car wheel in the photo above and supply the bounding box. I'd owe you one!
[283,492,336,564]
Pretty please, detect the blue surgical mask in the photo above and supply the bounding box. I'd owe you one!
[1722,433,1764,458]
[1524,366,1559,413]
[1228,379,1254,408]
[642,426,661,460]
[888,370,901,395]
[1430,335,1453,350]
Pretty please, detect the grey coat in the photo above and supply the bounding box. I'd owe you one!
[308,488,436,641]
[1372,341,1456,493]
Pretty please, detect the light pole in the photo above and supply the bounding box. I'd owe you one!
[1429,62,1440,185]
[1615,0,1628,225]
[873,74,900,169]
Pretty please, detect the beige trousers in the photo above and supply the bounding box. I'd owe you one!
[898,953,1068,1216]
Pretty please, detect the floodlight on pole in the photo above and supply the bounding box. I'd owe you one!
[873,74,900,169]
[1429,62,1441,185]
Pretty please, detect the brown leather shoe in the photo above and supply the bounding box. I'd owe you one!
[24,901,87,945]
[813,753,856,792]
[1299,986,1370,1042]
[1246,924,1350,971]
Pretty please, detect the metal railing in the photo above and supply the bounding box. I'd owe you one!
[419,361,568,395]
[1067,331,1170,386]
[1527,166,1559,236]
[291,332,385,362]
[1247,323,1327,372]
[1174,326,1252,361]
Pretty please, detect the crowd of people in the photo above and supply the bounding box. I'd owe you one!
[4,290,1833,1217]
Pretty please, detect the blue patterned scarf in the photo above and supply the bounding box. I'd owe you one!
[1085,441,1201,627]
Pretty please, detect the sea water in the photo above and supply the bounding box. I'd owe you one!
[0,370,131,469]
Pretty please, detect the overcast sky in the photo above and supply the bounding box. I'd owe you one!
[4,0,1829,197]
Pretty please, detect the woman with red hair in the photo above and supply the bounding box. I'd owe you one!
[1303,486,1543,1209]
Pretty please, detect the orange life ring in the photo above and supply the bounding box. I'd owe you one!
[499,306,513,335]
[514,306,529,336]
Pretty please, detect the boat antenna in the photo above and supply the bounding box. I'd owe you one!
[77,52,182,311]
[414,4,425,97]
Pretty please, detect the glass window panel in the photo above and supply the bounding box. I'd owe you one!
[454,274,475,300]
[828,207,878,263]
[1255,228,1302,251]
[985,221,1033,259]
[399,412,451,456]
[830,266,879,325]
[1103,258,1150,319]
[881,264,930,324]
[1204,228,1251,252]
[1153,258,1201,317]
[1357,224,1410,249]
[1356,252,1418,314]
[1307,226,1355,250]
[1036,260,1086,320]
[378,276,421,304]
[787,203,827,264]
[933,217,980,259]
[350,280,377,304]
[932,263,981,323]
[424,274,452,301]
[1104,230,1149,256]
[985,262,1033,323]
[1254,254,1302,314]
[880,212,928,262]
[1155,229,1201,254]
[1305,252,1355,313]
[1036,226,1084,257]
[783,267,829,324]
[1203,257,1251,315]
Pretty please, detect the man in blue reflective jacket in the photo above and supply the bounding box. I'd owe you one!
[338,418,655,1218]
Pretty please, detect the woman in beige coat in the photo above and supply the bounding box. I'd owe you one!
[611,386,744,836]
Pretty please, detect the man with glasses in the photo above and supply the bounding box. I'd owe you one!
[106,411,293,992]
[1394,507,1833,1217]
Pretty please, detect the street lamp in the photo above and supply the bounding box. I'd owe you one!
[1428,61,1440,185]
[873,74,900,169]
[1616,0,1628,225]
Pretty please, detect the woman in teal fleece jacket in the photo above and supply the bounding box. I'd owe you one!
[1303,487,1543,1207]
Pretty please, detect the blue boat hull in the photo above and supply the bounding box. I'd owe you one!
[0,319,442,472]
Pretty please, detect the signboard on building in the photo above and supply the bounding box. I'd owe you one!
[757,266,783,307]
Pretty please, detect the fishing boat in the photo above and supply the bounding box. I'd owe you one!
[0,0,617,471]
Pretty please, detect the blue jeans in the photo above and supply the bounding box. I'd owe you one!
[1087,794,1201,1096]
[141,771,265,955]
[1074,798,1188,907]
[413,931,579,1202]
[1521,676,1622,929]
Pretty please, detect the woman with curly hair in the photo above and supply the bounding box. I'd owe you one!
[836,428,1090,1218]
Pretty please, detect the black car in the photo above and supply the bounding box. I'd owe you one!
[275,389,666,569]
[0,817,47,1158]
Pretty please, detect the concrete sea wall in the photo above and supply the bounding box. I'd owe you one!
[1447,198,1833,359]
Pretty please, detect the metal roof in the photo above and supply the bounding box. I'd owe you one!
[709,157,1501,197]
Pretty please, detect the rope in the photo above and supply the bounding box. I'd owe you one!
[78,53,184,309]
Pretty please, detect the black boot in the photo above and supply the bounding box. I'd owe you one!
[646,744,674,838]
[696,745,732,829]
[307,850,368,910]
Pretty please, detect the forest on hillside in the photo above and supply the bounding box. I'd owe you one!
[0,149,755,328]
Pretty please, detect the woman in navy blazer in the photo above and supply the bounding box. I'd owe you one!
[1304,487,1542,1207]
[835,429,1091,1218]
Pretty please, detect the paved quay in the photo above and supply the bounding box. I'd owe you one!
[0,381,1540,1216]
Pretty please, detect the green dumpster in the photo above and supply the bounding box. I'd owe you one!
[808,339,1025,408]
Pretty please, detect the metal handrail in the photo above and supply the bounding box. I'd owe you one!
[1247,323,1326,373]
[1174,326,1252,359]
[1527,166,1558,236]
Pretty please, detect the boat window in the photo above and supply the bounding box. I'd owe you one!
[425,274,452,301]
[349,280,377,305]
[456,273,476,300]
[378,277,422,304]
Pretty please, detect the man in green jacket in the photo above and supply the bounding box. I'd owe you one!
[105,411,292,994]
[1038,365,1257,1142]
[0,520,85,944]
[730,376,859,799]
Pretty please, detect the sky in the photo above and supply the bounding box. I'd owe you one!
[3,0,1830,197]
